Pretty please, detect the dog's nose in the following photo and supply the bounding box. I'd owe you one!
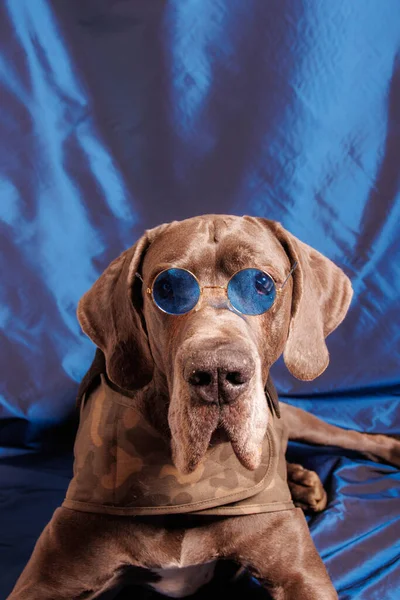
[184,350,255,405]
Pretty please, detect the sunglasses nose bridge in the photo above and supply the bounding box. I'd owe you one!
[195,286,229,311]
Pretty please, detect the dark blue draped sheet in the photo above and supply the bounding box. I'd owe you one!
[1,1,399,598]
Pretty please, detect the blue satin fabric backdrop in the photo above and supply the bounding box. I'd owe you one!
[0,1,399,598]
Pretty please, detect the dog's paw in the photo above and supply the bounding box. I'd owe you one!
[286,463,327,512]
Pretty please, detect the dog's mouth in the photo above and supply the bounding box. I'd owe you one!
[168,380,269,474]
[209,426,230,446]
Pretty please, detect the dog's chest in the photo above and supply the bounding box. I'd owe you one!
[148,561,217,598]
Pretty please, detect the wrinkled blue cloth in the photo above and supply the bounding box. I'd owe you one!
[1,1,399,598]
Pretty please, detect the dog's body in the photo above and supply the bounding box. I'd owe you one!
[9,215,400,600]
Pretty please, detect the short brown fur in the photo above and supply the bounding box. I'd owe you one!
[9,215,400,600]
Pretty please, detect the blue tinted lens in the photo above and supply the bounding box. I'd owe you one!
[227,269,276,315]
[152,269,200,315]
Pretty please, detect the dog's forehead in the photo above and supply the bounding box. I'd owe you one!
[143,216,289,280]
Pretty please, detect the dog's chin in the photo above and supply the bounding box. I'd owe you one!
[171,424,264,475]
[169,411,267,475]
[168,377,268,475]
[230,438,264,471]
[209,427,230,445]
[210,427,264,471]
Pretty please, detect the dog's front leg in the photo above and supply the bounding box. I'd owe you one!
[217,510,338,600]
[7,508,149,600]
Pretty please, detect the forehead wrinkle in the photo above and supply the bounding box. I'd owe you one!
[217,245,258,275]
[208,217,231,243]
[146,246,217,285]
[143,224,212,277]
[216,236,289,281]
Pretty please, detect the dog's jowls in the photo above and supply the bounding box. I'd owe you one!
[9,215,400,600]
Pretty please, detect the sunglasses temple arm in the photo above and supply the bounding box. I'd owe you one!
[280,261,298,290]
[135,272,144,283]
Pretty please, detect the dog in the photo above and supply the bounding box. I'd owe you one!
[9,215,400,600]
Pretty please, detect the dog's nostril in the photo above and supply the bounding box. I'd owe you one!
[189,370,213,387]
[226,371,247,385]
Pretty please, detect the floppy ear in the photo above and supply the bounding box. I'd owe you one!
[258,219,353,381]
[77,232,154,391]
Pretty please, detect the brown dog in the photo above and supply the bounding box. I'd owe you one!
[9,215,400,600]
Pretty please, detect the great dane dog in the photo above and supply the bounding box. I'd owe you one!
[9,215,400,600]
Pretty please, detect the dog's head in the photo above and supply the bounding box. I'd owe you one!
[78,215,352,474]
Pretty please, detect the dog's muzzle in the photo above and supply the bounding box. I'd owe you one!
[183,347,255,405]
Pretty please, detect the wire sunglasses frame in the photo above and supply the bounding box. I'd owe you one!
[135,261,298,316]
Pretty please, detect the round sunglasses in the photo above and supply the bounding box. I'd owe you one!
[136,262,297,316]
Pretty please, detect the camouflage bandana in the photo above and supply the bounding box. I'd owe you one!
[63,375,294,516]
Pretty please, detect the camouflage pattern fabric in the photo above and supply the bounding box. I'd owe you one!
[63,375,294,516]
